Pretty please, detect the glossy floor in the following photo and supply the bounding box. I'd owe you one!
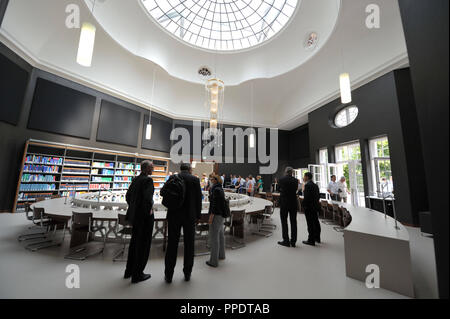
[0,209,438,299]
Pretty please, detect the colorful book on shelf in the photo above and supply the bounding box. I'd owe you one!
[26,155,63,165]
[117,163,134,169]
[61,176,89,182]
[21,174,56,182]
[60,184,89,190]
[62,167,90,174]
[64,159,91,166]
[116,170,134,176]
[92,162,115,168]
[24,164,59,173]
[19,184,56,192]
[89,184,111,190]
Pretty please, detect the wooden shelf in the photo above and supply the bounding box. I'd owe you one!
[13,140,170,213]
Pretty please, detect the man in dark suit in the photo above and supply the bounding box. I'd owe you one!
[124,160,155,283]
[164,163,202,283]
[278,167,300,248]
[302,172,322,246]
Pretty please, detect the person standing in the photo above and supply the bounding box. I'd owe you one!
[124,160,155,283]
[327,175,340,201]
[206,174,226,268]
[256,175,264,193]
[164,163,202,283]
[271,177,280,193]
[278,167,299,248]
[302,172,322,246]
[337,176,349,203]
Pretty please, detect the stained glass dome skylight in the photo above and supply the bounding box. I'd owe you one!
[141,0,299,51]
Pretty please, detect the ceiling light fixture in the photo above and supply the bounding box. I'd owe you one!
[206,78,224,134]
[146,69,157,140]
[340,73,352,104]
[249,82,255,149]
[77,0,97,67]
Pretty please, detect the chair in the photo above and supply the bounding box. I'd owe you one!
[113,214,133,262]
[25,214,70,252]
[321,202,336,225]
[261,205,277,230]
[224,209,246,249]
[18,207,52,242]
[332,205,345,232]
[195,214,211,256]
[251,209,273,237]
[342,207,352,228]
[64,212,107,261]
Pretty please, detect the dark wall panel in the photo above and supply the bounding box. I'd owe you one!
[142,113,173,153]
[399,0,449,298]
[0,51,28,125]
[28,78,95,139]
[97,100,140,147]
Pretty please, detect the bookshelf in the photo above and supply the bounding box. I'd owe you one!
[13,140,170,212]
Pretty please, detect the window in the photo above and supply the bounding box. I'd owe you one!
[335,142,361,163]
[334,105,359,128]
[141,0,298,51]
[369,136,393,196]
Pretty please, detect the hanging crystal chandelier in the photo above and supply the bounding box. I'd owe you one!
[205,78,225,136]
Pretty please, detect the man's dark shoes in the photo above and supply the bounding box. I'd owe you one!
[124,270,132,279]
[164,276,172,284]
[278,241,291,248]
[184,274,191,282]
[315,238,321,244]
[131,273,151,284]
[290,242,296,247]
[206,261,217,268]
[302,240,315,246]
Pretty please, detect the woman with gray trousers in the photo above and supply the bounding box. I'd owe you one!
[206,174,226,268]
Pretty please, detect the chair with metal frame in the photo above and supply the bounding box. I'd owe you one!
[261,205,277,230]
[194,214,211,256]
[25,214,70,252]
[342,207,352,228]
[224,209,246,249]
[321,201,336,225]
[64,212,107,261]
[18,206,52,242]
[332,205,345,232]
[251,209,273,237]
[112,214,133,262]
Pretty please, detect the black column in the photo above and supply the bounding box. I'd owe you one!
[398,0,449,298]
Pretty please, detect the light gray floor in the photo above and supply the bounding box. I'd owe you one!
[0,209,438,299]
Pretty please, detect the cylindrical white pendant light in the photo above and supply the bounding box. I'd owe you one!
[77,22,96,67]
[145,124,152,140]
[249,132,255,148]
[339,73,352,104]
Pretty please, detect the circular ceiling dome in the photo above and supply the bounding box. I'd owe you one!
[141,0,299,52]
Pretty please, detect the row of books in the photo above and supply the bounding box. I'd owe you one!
[61,176,90,182]
[24,164,59,173]
[89,184,110,190]
[64,159,90,166]
[20,184,56,192]
[92,162,115,168]
[21,174,56,182]
[18,193,53,200]
[92,176,113,182]
[117,163,134,169]
[113,183,131,189]
[26,155,63,165]
[114,176,133,182]
[60,184,89,191]
[116,170,134,176]
[91,169,114,175]
[63,167,90,174]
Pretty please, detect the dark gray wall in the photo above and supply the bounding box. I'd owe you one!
[0,0,9,27]
[0,42,171,211]
[399,0,449,299]
[308,70,426,225]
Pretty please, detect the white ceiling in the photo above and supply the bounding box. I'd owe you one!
[0,0,409,130]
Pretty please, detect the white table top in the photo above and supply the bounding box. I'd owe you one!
[32,197,273,221]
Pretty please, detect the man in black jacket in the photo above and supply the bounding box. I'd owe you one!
[124,160,155,283]
[278,167,300,248]
[164,163,202,283]
[302,172,321,246]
